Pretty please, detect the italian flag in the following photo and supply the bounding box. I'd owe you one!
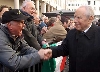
[41,41,66,72]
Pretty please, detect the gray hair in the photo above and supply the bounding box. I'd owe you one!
[79,6,95,18]
[20,0,35,9]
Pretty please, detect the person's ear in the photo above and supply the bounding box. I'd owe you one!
[22,6,26,11]
[88,16,94,23]
[89,16,94,21]
[7,22,12,29]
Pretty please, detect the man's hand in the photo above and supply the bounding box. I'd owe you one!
[42,39,47,45]
[38,49,52,60]
[38,49,45,59]
[44,49,52,60]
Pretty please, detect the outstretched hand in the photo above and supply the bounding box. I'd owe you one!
[38,49,52,60]
[44,49,52,60]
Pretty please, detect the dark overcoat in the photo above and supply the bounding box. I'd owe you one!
[52,24,100,72]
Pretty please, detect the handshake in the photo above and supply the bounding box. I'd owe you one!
[38,48,52,60]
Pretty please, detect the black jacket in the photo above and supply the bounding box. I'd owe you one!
[20,10,41,50]
[52,24,100,72]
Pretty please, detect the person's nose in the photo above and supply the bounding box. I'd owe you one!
[74,17,77,23]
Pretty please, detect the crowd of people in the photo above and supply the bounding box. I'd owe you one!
[0,0,100,72]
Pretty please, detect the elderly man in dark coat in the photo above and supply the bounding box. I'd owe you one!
[44,6,100,72]
[20,1,42,50]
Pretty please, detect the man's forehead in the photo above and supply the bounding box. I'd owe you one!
[74,9,86,16]
[74,13,85,17]
[26,2,35,7]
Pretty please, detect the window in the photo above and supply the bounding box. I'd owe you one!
[94,1,95,5]
[78,4,79,6]
[69,9,71,11]
[68,4,70,6]
[88,1,91,5]
[99,7,100,11]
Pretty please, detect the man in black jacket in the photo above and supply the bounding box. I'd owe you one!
[20,1,44,72]
[20,0,43,50]
[44,6,100,72]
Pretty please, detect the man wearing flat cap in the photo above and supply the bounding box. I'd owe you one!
[0,9,45,72]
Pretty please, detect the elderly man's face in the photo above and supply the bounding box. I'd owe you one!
[74,7,93,31]
[23,2,36,16]
[8,20,25,37]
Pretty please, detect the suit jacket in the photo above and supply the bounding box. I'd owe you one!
[52,24,100,72]
[43,20,67,43]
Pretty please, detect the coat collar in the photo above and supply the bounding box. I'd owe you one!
[76,24,97,40]
[85,24,96,39]
[20,9,33,22]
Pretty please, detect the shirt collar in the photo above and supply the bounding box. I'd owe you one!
[76,23,93,40]
[84,23,92,33]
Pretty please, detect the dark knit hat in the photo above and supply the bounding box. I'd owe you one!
[2,9,28,24]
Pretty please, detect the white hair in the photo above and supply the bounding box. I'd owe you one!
[79,6,95,18]
[20,0,35,9]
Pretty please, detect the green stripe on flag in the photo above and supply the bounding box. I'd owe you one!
[41,43,57,72]
[41,58,56,72]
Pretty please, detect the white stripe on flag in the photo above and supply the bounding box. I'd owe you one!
[54,56,63,72]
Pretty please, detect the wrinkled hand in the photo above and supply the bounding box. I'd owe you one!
[44,49,52,60]
[38,49,52,60]
[38,49,45,59]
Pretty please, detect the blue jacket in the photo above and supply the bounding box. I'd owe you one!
[0,26,40,72]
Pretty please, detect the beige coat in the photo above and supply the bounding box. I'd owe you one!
[43,20,67,43]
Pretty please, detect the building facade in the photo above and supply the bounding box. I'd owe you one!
[0,0,66,16]
[66,0,100,18]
